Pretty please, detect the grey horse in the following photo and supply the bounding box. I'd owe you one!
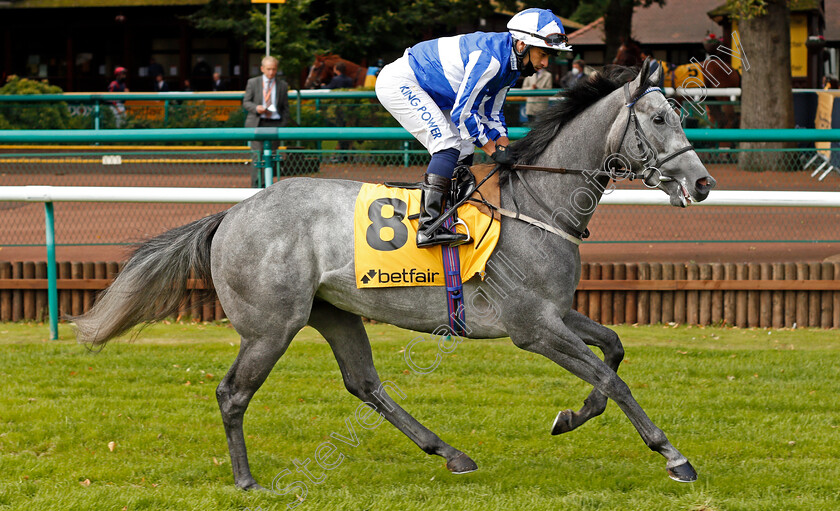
[75,61,715,489]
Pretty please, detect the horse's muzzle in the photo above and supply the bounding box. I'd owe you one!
[694,176,716,202]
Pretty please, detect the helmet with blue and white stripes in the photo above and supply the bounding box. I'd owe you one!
[508,8,572,52]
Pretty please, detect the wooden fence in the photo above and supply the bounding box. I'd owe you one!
[2,261,840,328]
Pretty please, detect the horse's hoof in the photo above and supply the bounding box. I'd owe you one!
[551,410,574,435]
[446,452,478,474]
[667,461,698,483]
[237,481,267,491]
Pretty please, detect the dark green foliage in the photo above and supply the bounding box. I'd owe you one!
[0,75,88,130]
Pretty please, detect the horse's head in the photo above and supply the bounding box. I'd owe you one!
[304,55,333,89]
[613,39,643,67]
[608,58,716,207]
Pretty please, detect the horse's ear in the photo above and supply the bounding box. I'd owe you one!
[630,57,652,95]
[647,57,663,88]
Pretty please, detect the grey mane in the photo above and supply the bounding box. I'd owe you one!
[505,65,643,182]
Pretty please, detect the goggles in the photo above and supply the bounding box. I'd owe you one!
[509,29,568,47]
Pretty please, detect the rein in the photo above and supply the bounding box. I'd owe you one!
[477,83,696,244]
[509,84,693,186]
[440,82,699,246]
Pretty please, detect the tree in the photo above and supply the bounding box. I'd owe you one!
[0,75,81,130]
[725,0,794,171]
[250,0,326,89]
[189,0,502,79]
[563,0,665,60]
[188,0,324,89]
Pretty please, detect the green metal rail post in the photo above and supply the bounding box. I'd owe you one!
[44,202,59,340]
[263,140,273,188]
[94,100,101,131]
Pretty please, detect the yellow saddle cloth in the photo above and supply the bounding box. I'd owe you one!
[354,183,500,288]
[661,62,705,89]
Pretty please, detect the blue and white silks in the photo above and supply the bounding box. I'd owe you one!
[406,32,519,148]
[375,32,519,161]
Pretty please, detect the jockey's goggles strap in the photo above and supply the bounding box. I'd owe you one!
[509,28,568,46]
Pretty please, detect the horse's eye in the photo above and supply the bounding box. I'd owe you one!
[653,115,665,125]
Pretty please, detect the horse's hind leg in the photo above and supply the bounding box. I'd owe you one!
[216,324,302,490]
[308,301,477,474]
[551,309,624,435]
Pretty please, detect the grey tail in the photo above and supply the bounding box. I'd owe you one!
[73,211,227,347]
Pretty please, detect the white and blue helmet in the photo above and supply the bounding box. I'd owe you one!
[508,8,573,52]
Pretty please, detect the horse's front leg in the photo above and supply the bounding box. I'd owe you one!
[507,309,697,482]
[550,309,624,435]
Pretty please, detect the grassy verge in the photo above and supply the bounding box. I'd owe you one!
[1,322,839,510]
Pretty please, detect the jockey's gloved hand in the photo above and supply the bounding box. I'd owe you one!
[491,145,514,166]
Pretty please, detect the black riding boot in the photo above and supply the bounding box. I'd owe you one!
[416,173,468,248]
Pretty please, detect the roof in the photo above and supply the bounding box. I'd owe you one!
[568,0,724,45]
[826,0,840,42]
[708,0,820,17]
[0,0,207,7]
[560,17,585,31]
[567,17,604,44]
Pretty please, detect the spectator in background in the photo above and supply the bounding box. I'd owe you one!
[560,58,587,89]
[107,66,129,127]
[192,57,213,90]
[243,56,290,186]
[154,73,169,92]
[322,62,355,159]
[823,75,839,90]
[148,58,165,84]
[522,66,553,123]
[108,66,129,93]
[182,79,192,92]
[322,62,355,89]
[212,72,227,91]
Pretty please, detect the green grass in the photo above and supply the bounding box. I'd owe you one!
[1,321,839,510]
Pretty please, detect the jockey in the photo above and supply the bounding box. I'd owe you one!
[376,8,571,248]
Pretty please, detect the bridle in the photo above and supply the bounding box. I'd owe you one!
[425,79,700,246]
[495,81,696,243]
[512,82,694,189]
[615,82,694,188]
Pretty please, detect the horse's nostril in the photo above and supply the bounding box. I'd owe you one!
[696,176,716,190]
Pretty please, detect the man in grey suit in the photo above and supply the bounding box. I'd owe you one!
[243,55,290,186]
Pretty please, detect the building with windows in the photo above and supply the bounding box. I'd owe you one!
[0,0,265,92]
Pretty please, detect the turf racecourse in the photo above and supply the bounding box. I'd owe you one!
[1,323,838,510]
